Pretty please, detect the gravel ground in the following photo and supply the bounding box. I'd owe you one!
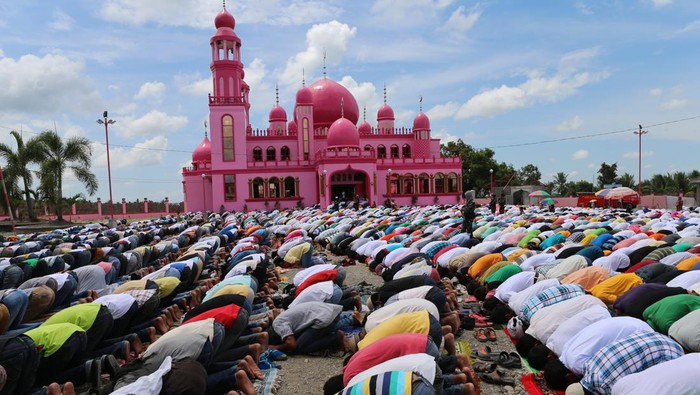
[275,263,528,395]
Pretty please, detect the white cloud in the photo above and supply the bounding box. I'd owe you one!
[441,6,480,34]
[432,128,460,143]
[559,47,600,70]
[660,99,687,110]
[456,69,608,119]
[118,110,188,138]
[176,73,211,97]
[574,2,593,15]
[94,136,169,168]
[572,149,589,160]
[674,19,700,35]
[426,102,460,121]
[0,53,99,115]
[623,151,654,159]
[245,58,267,91]
[100,0,340,28]
[279,20,357,85]
[649,88,662,96]
[652,0,672,7]
[371,0,453,26]
[339,76,381,120]
[557,115,584,131]
[134,81,166,102]
[50,10,75,31]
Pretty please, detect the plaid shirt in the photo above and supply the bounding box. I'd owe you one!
[581,331,683,394]
[519,284,585,322]
[425,242,451,259]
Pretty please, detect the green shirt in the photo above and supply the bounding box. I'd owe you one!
[26,323,85,357]
[485,264,523,284]
[42,303,101,331]
[643,294,700,334]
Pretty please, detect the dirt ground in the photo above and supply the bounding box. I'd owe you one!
[275,264,528,395]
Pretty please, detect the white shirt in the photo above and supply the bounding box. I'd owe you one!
[383,248,411,268]
[666,271,700,289]
[592,254,630,275]
[660,252,696,266]
[495,271,535,303]
[508,278,560,314]
[560,317,654,376]
[346,353,436,387]
[436,247,469,268]
[93,294,137,319]
[547,305,610,355]
[289,281,334,309]
[526,295,606,344]
[387,285,433,304]
[519,253,556,271]
[293,264,336,286]
[112,356,172,395]
[365,298,440,332]
[611,353,700,395]
[393,263,432,280]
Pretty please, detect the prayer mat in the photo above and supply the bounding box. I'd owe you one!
[256,368,281,395]
[521,372,565,395]
[504,328,539,373]
[455,339,473,364]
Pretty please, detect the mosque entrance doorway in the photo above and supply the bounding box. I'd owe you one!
[330,170,369,204]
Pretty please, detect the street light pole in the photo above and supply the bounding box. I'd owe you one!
[489,169,494,195]
[97,111,116,220]
[201,174,207,212]
[634,125,648,197]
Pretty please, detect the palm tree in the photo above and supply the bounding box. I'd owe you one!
[0,131,46,221]
[648,174,668,194]
[37,131,98,221]
[553,172,568,196]
[668,171,691,196]
[618,173,636,189]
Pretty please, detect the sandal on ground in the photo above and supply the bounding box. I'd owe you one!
[473,329,488,342]
[484,327,497,342]
[472,361,497,373]
[478,369,515,386]
[470,345,499,361]
[496,352,522,369]
[475,320,495,328]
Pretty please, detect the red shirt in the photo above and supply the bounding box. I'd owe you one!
[342,333,429,386]
[183,304,241,329]
[295,270,337,296]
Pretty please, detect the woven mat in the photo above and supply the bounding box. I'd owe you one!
[521,372,565,395]
[257,368,281,395]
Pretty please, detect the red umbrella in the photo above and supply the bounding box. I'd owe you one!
[604,187,638,200]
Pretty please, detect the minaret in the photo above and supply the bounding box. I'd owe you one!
[377,83,395,133]
[208,2,247,167]
[295,70,315,160]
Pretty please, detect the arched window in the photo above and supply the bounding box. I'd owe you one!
[252,177,265,198]
[388,173,399,195]
[435,173,445,193]
[419,173,430,194]
[364,144,372,151]
[377,145,386,159]
[269,177,281,198]
[284,176,296,197]
[280,146,290,161]
[252,147,262,161]
[390,144,399,158]
[266,146,276,161]
[302,118,310,160]
[447,172,458,193]
[402,144,411,158]
[222,115,234,160]
[403,173,414,194]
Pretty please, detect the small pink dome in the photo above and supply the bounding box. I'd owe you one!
[377,104,395,120]
[327,118,360,148]
[358,120,371,134]
[413,112,431,131]
[215,8,235,29]
[296,86,313,104]
[269,105,287,122]
[192,136,211,162]
[287,120,297,131]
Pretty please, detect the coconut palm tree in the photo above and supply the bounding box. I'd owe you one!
[552,172,568,196]
[618,173,636,189]
[0,131,46,221]
[668,171,691,196]
[37,130,98,222]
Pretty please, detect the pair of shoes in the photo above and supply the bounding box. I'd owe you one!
[473,328,489,342]
[470,345,499,361]
[472,361,497,373]
[84,358,101,390]
[496,351,522,369]
[478,368,515,386]
[483,327,497,341]
[101,354,121,379]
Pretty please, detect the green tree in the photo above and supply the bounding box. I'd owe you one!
[646,173,668,194]
[518,164,541,185]
[597,162,618,188]
[553,172,568,196]
[667,171,691,195]
[568,180,595,194]
[37,131,98,222]
[618,173,636,188]
[441,140,498,194]
[0,131,47,221]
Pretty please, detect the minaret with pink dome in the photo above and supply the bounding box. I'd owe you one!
[182,4,461,212]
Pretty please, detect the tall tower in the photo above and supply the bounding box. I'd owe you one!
[208,4,247,169]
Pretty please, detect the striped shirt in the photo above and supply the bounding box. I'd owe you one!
[519,284,585,322]
[581,331,684,395]
[341,371,413,395]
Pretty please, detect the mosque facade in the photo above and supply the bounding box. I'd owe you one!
[182,6,462,212]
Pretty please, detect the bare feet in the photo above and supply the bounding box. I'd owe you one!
[46,382,76,395]
[248,343,262,364]
[130,335,143,355]
[147,326,158,343]
[243,355,264,380]
[154,316,169,334]
[234,370,255,395]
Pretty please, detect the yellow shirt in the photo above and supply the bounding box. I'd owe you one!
[589,273,643,305]
[358,310,430,350]
[153,277,181,299]
[677,256,700,271]
[284,242,311,266]
[212,284,255,302]
[114,279,149,294]
[468,253,503,279]
[580,234,598,245]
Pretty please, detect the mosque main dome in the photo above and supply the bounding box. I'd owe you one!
[305,79,359,128]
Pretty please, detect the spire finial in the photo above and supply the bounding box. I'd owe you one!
[302,68,306,87]
[275,83,279,106]
[323,50,327,79]
[340,97,344,118]
[419,95,423,112]
[363,105,366,121]
[383,84,387,104]
[223,0,226,9]
[204,121,208,139]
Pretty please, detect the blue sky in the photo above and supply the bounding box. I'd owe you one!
[0,0,698,202]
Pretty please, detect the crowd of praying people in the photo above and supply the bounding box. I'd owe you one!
[0,194,697,394]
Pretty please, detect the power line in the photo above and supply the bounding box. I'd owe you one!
[482,115,700,149]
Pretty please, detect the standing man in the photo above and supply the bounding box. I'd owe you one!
[488,194,497,214]
[498,193,506,215]
[462,191,476,236]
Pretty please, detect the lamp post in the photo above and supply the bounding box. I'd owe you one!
[201,173,207,212]
[321,169,327,197]
[634,125,648,197]
[96,111,116,220]
[489,168,494,195]
[388,168,393,197]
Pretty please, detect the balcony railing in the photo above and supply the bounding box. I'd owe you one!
[208,95,246,105]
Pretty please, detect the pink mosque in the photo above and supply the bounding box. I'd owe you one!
[182,6,462,212]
